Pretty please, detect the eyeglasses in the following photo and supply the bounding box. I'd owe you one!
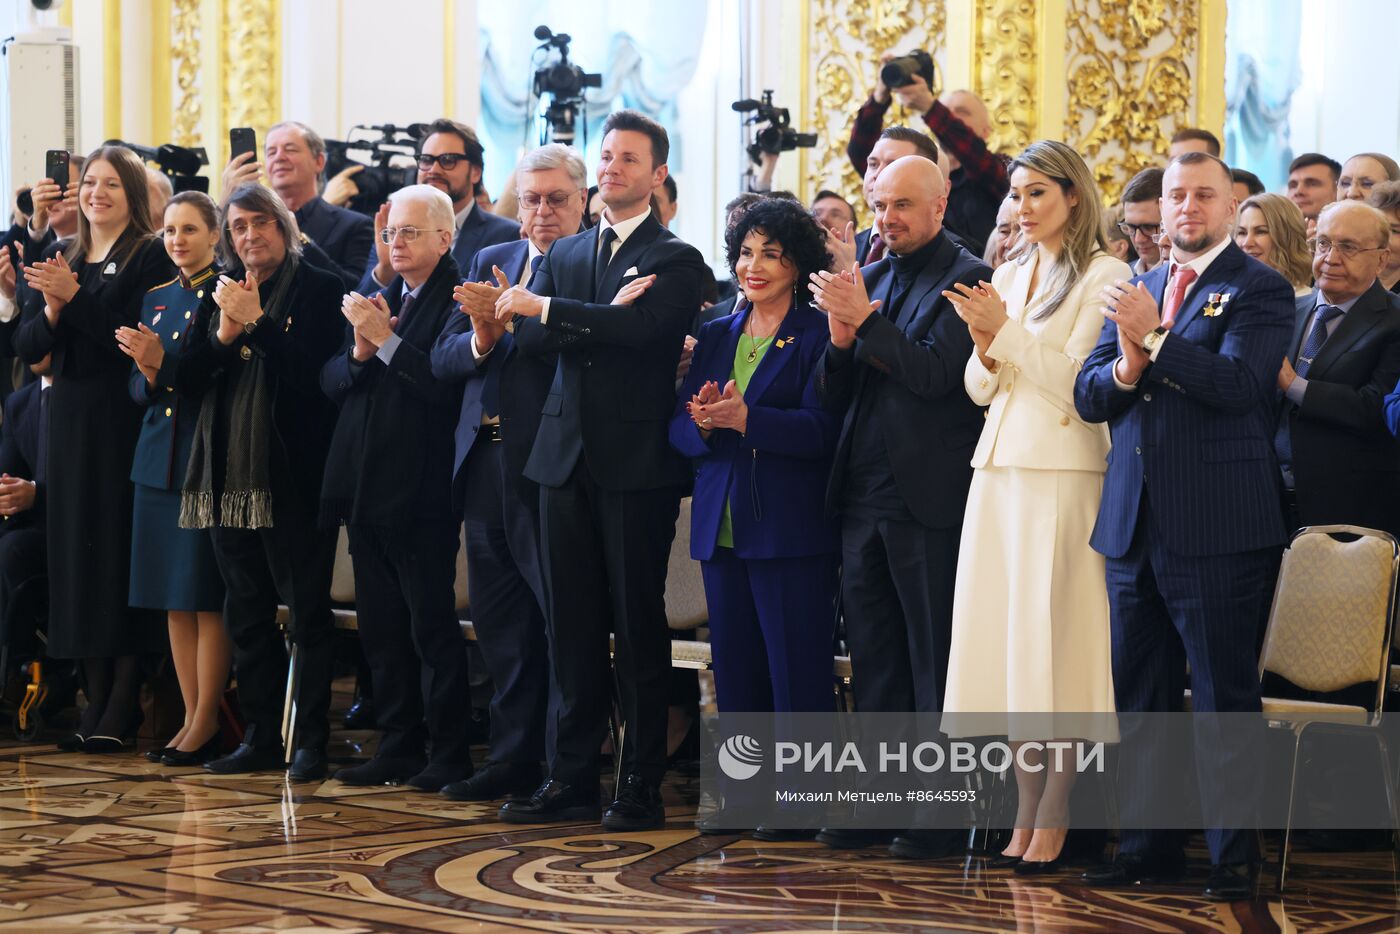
[1117,221,1162,238]
[417,153,469,171]
[1308,236,1387,260]
[227,216,277,238]
[378,226,449,244]
[518,191,578,210]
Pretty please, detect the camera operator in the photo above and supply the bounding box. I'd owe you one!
[146,168,173,229]
[354,119,518,294]
[221,121,374,290]
[845,52,1007,256]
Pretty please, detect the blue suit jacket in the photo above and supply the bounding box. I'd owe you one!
[1074,241,1295,558]
[354,201,520,294]
[670,302,840,561]
[0,379,45,529]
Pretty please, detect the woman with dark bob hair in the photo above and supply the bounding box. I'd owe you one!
[669,197,841,730]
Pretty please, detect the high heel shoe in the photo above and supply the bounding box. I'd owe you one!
[1013,855,1063,875]
[56,733,87,753]
[84,708,144,754]
[987,853,1024,869]
[145,745,178,763]
[161,737,220,767]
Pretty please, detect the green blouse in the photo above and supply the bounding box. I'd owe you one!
[715,332,774,549]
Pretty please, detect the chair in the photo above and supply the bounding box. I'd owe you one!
[1257,525,1400,891]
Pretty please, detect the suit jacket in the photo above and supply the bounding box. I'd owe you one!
[295,196,375,291]
[1291,282,1400,534]
[514,214,707,492]
[0,380,46,530]
[669,302,841,561]
[1074,241,1295,558]
[966,252,1126,471]
[431,238,556,506]
[320,252,463,527]
[855,227,874,266]
[354,200,521,294]
[816,230,992,528]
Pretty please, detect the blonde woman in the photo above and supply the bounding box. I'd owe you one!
[1234,193,1312,296]
[941,140,1127,873]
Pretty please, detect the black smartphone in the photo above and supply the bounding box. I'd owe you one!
[45,150,69,193]
[229,127,256,163]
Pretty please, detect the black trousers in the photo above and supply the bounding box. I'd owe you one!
[0,527,45,652]
[539,461,680,788]
[462,438,551,766]
[211,510,336,752]
[349,522,472,768]
[840,511,961,715]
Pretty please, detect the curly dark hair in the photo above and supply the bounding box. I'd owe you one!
[724,198,832,293]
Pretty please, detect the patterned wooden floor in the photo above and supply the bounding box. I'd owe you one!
[2,731,1399,932]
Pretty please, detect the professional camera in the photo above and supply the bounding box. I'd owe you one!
[107,139,210,193]
[531,25,602,146]
[732,90,818,165]
[323,124,422,217]
[880,49,936,91]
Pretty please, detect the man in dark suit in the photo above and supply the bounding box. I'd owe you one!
[1074,152,1295,901]
[1277,201,1400,536]
[429,143,589,802]
[0,355,50,651]
[355,119,520,295]
[809,155,990,860]
[319,185,472,791]
[492,111,707,831]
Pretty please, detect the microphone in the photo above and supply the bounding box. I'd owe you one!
[731,99,762,112]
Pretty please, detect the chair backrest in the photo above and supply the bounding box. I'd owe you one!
[1259,525,1399,713]
[664,497,708,630]
[329,527,355,604]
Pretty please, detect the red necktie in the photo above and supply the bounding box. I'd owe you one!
[1161,265,1198,329]
[865,232,886,265]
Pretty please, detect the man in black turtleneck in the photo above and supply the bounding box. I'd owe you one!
[810,155,991,861]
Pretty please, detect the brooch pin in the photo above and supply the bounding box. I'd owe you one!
[775,335,796,348]
[152,312,162,325]
[1202,292,1232,317]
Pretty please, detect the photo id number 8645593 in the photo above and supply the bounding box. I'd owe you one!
[908,790,977,803]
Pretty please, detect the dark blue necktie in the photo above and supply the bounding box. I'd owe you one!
[1276,303,1344,475]
[525,254,542,289]
[594,227,617,300]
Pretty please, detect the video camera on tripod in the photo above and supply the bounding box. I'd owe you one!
[106,139,210,193]
[732,91,818,165]
[323,123,423,217]
[531,25,602,146]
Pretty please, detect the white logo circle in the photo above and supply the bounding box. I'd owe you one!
[718,734,764,781]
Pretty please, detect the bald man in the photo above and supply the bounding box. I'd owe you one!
[810,156,991,861]
[846,57,1008,256]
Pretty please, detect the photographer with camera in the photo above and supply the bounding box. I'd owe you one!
[846,51,1007,256]
[355,119,518,294]
[221,121,374,290]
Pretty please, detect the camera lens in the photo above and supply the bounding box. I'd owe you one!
[16,189,34,217]
[880,58,918,90]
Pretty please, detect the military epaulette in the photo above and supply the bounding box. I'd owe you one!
[146,277,180,294]
[188,267,218,288]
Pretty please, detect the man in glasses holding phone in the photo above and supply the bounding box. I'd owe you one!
[356,119,519,294]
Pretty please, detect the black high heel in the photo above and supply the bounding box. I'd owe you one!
[84,707,144,754]
[161,736,220,767]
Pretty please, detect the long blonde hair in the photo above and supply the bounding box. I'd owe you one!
[1007,140,1108,320]
[1238,193,1311,290]
[64,144,156,268]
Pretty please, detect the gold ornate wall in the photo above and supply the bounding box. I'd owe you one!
[220,0,282,175]
[972,0,1036,156]
[171,0,203,148]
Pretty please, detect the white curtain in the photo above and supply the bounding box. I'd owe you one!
[1224,0,1302,191]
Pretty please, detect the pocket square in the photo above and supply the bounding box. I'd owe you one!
[623,266,640,277]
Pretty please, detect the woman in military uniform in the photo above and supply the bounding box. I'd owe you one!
[116,191,230,766]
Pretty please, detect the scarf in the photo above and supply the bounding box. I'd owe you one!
[179,254,300,529]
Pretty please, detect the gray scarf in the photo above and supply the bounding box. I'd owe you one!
[179,255,300,530]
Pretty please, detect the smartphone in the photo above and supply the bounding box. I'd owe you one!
[45,150,69,193]
[229,127,257,163]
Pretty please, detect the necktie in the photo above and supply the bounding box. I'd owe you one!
[396,292,415,331]
[1295,304,1343,379]
[521,254,542,288]
[594,227,618,300]
[866,232,886,265]
[36,386,50,485]
[1161,265,1198,328]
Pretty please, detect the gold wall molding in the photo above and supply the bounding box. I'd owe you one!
[220,0,281,173]
[1063,0,1199,203]
[171,0,203,148]
[803,0,948,216]
[973,0,1036,156]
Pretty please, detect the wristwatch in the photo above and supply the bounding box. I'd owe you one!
[1141,326,1167,356]
[242,316,262,336]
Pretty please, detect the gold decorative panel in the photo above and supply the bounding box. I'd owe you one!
[220,0,281,171]
[171,0,202,148]
[973,0,1036,156]
[1064,0,1199,203]
[804,1,947,217]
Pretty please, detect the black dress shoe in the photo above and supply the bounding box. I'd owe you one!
[890,829,967,860]
[1014,856,1063,876]
[815,828,895,849]
[499,779,600,824]
[1203,863,1257,902]
[145,746,175,763]
[161,738,220,767]
[204,743,285,775]
[342,695,376,731]
[83,734,135,754]
[1082,852,1187,887]
[406,762,472,793]
[334,755,424,786]
[441,761,541,801]
[986,853,1024,869]
[288,748,329,782]
[694,813,745,835]
[56,733,86,753]
[602,774,665,831]
[753,826,817,842]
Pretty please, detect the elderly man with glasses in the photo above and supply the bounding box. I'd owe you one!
[356,118,520,294]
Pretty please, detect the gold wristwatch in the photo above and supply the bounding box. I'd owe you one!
[1141,326,1167,355]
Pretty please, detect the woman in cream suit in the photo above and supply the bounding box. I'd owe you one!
[941,140,1129,873]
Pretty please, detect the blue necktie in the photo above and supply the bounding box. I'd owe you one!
[525,254,542,289]
[1276,303,1344,475]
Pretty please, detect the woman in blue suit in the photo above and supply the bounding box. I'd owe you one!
[115,191,229,766]
[670,199,840,715]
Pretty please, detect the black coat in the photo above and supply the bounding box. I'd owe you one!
[295,196,375,291]
[320,252,463,527]
[0,379,46,532]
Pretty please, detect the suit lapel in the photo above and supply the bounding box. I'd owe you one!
[599,217,661,303]
[1169,243,1243,334]
[1289,290,1318,363]
[504,241,529,287]
[1312,282,1389,375]
[899,237,960,335]
[742,305,808,403]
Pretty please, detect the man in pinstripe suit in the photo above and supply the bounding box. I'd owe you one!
[1074,152,1295,902]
